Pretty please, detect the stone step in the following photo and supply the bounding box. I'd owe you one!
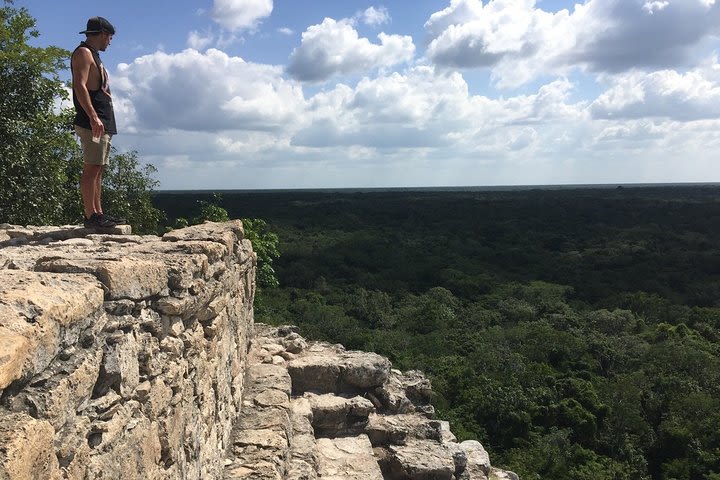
[286,345,392,396]
[223,363,293,479]
[316,435,384,480]
[225,325,520,480]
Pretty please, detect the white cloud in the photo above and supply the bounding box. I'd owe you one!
[187,30,214,50]
[591,62,720,120]
[113,49,306,133]
[643,1,669,14]
[287,18,415,82]
[210,0,273,32]
[291,67,587,153]
[360,6,390,26]
[278,27,294,35]
[424,0,720,88]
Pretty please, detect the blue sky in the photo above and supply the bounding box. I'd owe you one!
[19,0,720,189]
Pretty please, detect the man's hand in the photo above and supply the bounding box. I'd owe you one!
[91,115,105,138]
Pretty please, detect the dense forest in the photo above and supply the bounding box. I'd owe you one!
[155,186,720,479]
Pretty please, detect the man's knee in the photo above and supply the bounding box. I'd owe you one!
[82,164,103,178]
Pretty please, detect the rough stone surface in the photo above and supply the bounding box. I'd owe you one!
[224,324,519,480]
[0,222,256,480]
[0,411,60,480]
[0,223,519,480]
[316,435,383,480]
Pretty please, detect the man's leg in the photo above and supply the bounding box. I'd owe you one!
[94,166,104,215]
[81,164,103,219]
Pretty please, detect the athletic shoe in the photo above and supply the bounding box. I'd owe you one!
[102,212,127,224]
[84,213,117,228]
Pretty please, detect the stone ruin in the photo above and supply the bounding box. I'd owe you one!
[0,221,518,479]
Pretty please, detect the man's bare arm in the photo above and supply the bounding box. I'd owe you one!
[71,48,104,137]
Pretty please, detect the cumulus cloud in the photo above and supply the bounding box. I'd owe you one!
[286,17,415,82]
[360,6,390,26]
[591,62,720,120]
[187,30,214,50]
[113,48,306,133]
[291,66,587,152]
[572,0,720,73]
[424,0,720,87]
[210,0,273,32]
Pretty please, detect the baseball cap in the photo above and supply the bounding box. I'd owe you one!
[79,16,115,35]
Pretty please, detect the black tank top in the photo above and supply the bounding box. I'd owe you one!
[72,42,117,135]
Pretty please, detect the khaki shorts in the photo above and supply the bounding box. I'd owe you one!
[75,126,112,166]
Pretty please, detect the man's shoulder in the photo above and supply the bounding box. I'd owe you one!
[71,45,95,68]
[72,45,95,60]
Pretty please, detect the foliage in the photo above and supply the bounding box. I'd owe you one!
[102,149,164,233]
[241,218,280,289]
[0,1,79,225]
[192,194,230,224]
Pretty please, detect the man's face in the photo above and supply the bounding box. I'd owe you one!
[99,32,112,51]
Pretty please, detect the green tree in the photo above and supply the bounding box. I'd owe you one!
[102,149,164,234]
[0,1,79,225]
[241,218,280,289]
[192,194,230,224]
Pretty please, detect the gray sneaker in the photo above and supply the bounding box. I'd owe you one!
[84,213,117,228]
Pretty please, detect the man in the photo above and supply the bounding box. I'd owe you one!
[71,16,124,228]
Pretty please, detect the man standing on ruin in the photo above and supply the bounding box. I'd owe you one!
[71,16,124,228]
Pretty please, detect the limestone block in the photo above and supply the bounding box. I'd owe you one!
[234,429,288,450]
[445,442,468,477]
[159,404,186,467]
[315,435,383,480]
[143,377,173,420]
[280,333,307,354]
[288,349,391,395]
[253,389,290,409]
[55,417,93,479]
[0,270,103,384]
[375,369,433,414]
[439,420,457,443]
[35,257,168,300]
[286,458,317,480]
[382,440,457,480]
[341,351,385,383]
[461,440,492,477]
[101,332,140,398]
[224,460,282,480]
[489,468,520,480]
[365,413,443,446]
[8,348,102,429]
[0,270,102,327]
[306,394,374,435]
[248,363,292,396]
[84,416,162,479]
[290,397,314,433]
[161,253,209,290]
[0,329,28,390]
[0,412,60,480]
[237,406,291,432]
[287,354,342,394]
[162,220,244,254]
[79,224,132,236]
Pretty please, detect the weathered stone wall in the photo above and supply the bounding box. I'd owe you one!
[0,221,256,479]
[0,221,518,480]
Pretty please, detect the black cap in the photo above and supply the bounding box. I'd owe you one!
[79,16,115,35]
